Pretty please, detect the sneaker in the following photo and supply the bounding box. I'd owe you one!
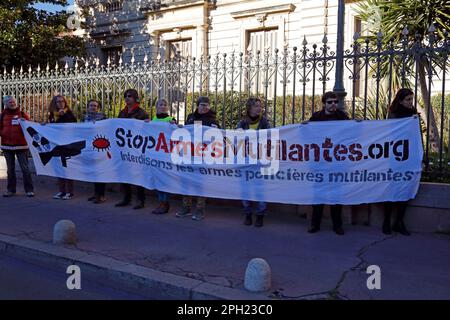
[334,227,345,235]
[26,192,35,197]
[88,196,97,201]
[176,207,191,218]
[192,208,205,221]
[62,193,74,200]
[53,192,65,199]
[3,191,15,197]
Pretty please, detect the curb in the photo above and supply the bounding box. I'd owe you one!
[0,234,268,300]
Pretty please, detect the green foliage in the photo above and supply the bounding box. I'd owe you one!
[356,0,450,92]
[430,93,450,152]
[421,153,450,183]
[0,0,86,69]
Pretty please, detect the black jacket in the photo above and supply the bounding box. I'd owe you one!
[118,106,149,120]
[49,110,77,123]
[388,107,417,119]
[186,109,220,128]
[310,109,349,122]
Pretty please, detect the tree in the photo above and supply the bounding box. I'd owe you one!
[0,0,86,69]
[356,0,450,152]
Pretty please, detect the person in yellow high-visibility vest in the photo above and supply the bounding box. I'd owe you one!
[151,98,176,214]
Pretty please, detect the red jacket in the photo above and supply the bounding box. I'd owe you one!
[0,108,30,149]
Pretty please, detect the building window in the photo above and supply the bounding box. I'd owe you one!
[246,28,278,97]
[101,1,123,13]
[102,46,122,66]
[246,27,278,57]
[167,38,193,61]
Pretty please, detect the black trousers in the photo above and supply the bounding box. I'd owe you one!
[94,183,106,197]
[384,201,408,223]
[311,204,343,229]
[3,149,33,193]
[121,184,145,203]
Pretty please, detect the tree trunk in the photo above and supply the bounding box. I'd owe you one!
[418,61,440,153]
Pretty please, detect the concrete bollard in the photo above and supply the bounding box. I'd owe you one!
[53,220,77,245]
[244,258,271,292]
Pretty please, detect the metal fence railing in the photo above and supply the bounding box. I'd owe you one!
[1,30,449,179]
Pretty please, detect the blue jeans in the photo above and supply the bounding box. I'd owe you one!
[242,200,266,215]
[157,190,168,202]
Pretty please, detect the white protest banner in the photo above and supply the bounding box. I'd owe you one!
[20,117,423,205]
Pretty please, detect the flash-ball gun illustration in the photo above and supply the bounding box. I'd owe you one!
[26,127,86,167]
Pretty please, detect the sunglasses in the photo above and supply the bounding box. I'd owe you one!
[124,94,134,98]
[326,100,338,104]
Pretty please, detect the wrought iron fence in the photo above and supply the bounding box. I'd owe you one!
[1,30,449,178]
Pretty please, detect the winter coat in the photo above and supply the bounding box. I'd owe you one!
[48,109,77,123]
[387,106,418,119]
[118,104,149,120]
[310,109,350,122]
[0,108,30,149]
[185,109,220,128]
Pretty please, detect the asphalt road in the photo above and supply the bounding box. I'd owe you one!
[0,252,146,300]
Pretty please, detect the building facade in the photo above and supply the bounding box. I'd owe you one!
[77,0,362,65]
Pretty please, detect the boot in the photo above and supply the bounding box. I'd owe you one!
[152,201,170,214]
[393,221,411,236]
[115,199,130,207]
[192,208,205,221]
[176,206,191,218]
[392,203,410,236]
[254,215,264,227]
[244,214,252,226]
[133,202,145,210]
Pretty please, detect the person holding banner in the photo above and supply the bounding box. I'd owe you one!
[48,95,77,200]
[383,88,417,236]
[115,89,150,210]
[307,91,349,235]
[150,98,176,214]
[237,97,270,227]
[176,96,220,221]
[0,96,34,197]
[84,99,108,204]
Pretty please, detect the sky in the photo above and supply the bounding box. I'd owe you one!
[33,0,74,13]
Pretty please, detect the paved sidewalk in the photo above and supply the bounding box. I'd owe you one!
[0,169,449,299]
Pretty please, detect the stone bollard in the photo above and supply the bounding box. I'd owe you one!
[244,258,271,292]
[53,220,77,245]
